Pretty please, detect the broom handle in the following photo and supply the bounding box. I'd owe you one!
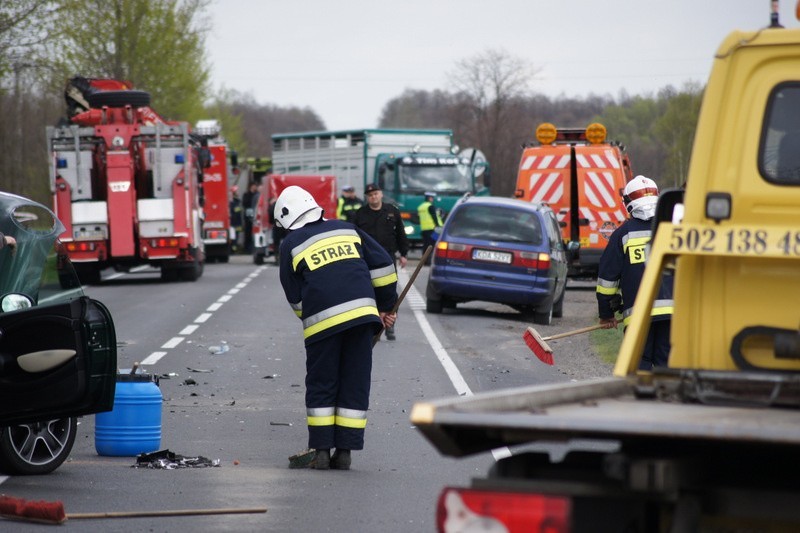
[69,507,267,519]
[542,324,603,341]
[372,245,433,347]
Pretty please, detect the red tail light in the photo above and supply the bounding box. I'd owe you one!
[205,229,226,239]
[150,238,180,248]
[436,487,570,533]
[436,241,471,261]
[514,252,550,269]
[537,252,551,270]
[66,242,96,252]
[516,251,539,268]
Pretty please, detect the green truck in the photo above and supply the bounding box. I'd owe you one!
[270,129,489,242]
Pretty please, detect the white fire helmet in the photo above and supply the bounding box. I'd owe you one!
[274,186,323,230]
[623,175,659,219]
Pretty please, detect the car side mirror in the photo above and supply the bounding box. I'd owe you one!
[1,293,34,313]
[566,240,580,259]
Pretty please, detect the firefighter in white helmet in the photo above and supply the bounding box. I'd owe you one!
[275,185,398,470]
[596,176,674,370]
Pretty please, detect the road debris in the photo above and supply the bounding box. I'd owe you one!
[208,341,230,355]
[133,449,220,469]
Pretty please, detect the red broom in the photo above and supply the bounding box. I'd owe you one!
[523,324,604,365]
[0,495,266,524]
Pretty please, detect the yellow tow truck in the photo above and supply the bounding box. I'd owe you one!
[411,6,800,532]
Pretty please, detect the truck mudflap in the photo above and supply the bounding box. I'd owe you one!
[411,372,800,458]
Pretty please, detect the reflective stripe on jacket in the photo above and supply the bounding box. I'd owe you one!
[596,217,674,325]
[337,196,363,222]
[279,219,398,344]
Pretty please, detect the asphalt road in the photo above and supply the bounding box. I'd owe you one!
[0,252,611,532]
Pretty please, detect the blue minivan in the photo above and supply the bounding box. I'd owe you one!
[425,196,568,325]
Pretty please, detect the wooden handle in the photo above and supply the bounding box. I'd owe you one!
[542,324,604,342]
[69,508,267,520]
[372,245,433,347]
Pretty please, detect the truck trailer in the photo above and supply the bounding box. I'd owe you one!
[271,129,489,242]
[49,77,206,283]
[412,8,800,532]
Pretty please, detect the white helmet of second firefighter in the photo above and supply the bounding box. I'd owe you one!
[623,175,659,220]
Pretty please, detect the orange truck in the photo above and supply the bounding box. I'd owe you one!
[251,174,337,264]
[514,123,633,278]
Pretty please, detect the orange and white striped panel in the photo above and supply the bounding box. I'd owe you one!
[519,153,570,204]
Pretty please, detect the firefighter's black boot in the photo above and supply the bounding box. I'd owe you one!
[331,449,351,470]
[309,449,330,470]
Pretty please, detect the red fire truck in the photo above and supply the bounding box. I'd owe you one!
[48,77,206,283]
[195,119,235,263]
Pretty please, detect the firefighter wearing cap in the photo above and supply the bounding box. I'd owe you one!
[417,191,443,265]
[596,175,674,370]
[275,185,398,470]
[336,185,364,223]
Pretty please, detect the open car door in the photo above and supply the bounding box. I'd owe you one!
[0,193,117,427]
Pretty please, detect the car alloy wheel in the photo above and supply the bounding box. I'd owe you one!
[0,417,77,475]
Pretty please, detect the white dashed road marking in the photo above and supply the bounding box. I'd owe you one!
[139,266,266,366]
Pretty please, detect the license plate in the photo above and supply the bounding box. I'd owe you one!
[472,248,512,264]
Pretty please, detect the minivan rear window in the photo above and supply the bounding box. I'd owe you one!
[447,204,543,245]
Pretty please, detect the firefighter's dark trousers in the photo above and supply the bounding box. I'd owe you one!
[638,318,671,371]
[305,323,374,451]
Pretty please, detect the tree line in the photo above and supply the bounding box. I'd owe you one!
[0,1,702,205]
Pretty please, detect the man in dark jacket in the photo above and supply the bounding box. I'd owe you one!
[353,183,409,340]
[276,186,398,470]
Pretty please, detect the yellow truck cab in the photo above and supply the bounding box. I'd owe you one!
[616,22,800,375]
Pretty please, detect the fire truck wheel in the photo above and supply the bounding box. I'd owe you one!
[180,259,203,282]
[74,265,101,285]
[86,90,151,109]
[161,268,179,282]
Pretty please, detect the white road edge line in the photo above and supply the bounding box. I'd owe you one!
[400,269,512,462]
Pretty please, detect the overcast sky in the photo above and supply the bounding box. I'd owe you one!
[206,1,797,131]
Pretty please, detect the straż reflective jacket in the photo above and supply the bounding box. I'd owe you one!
[596,217,674,326]
[279,219,398,344]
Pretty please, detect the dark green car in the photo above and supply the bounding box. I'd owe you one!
[0,192,117,474]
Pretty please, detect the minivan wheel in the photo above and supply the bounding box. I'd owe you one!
[426,297,443,314]
[532,304,553,326]
[553,286,565,318]
[0,417,77,475]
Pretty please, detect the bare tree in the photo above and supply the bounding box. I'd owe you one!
[449,49,540,195]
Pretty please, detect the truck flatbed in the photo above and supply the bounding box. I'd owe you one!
[411,374,800,457]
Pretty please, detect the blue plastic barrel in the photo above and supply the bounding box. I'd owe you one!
[95,374,162,456]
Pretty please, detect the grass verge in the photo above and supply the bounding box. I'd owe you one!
[590,325,624,365]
